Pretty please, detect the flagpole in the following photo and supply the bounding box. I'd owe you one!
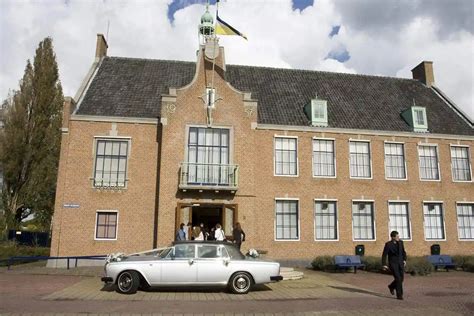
[210,0,219,105]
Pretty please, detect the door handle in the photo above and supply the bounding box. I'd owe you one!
[188,259,194,265]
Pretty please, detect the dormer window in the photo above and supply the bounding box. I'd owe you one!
[206,87,215,107]
[304,98,328,127]
[401,106,428,132]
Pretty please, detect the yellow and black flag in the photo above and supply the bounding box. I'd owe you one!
[215,1,247,40]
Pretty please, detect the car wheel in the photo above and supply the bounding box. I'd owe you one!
[116,270,140,294]
[228,272,252,294]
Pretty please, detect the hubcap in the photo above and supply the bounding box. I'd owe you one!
[118,273,133,291]
[234,275,249,290]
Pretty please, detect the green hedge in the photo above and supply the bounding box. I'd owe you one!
[405,257,433,276]
[311,255,438,275]
[0,241,50,266]
[311,256,334,271]
[452,255,474,272]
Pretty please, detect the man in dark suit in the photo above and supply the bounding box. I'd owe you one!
[382,230,407,300]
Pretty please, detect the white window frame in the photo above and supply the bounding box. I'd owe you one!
[349,139,373,180]
[310,99,328,127]
[205,87,216,108]
[422,201,446,241]
[384,141,408,181]
[314,198,339,241]
[312,137,337,179]
[184,124,234,164]
[351,199,376,241]
[94,210,119,241]
[273,135,299,177]
[412,106,428,132]
[274,198,300,241]
[92,136,131,189]
[456,202,474,241]
[387,200,412,241]
[450,145,472,183]
[418,143,441,182]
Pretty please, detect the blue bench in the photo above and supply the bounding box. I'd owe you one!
[334,255,365,273]
[427,255,457,271]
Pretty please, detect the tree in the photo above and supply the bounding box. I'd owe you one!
[0,37,63,236]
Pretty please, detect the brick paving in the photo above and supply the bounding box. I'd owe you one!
[1,267,473,315]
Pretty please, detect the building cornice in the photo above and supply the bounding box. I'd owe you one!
[256,124,474,141]
[70,115,158,125]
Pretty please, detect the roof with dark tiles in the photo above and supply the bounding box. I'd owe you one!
[76,56,473,136]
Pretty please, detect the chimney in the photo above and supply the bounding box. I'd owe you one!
[95,34,108,59]
[62,97,76,130]
[411,61,434,87]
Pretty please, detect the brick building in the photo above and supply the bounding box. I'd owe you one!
[50,20,473,264]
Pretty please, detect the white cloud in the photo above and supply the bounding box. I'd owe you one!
[1,0,472,120]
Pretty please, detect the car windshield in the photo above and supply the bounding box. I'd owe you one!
[158,247,173,258]
[224,244,245,259]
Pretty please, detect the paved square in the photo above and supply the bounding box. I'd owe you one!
[1,266,473,315]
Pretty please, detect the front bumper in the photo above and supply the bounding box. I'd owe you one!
[270,275,283,281]
[101,276,113,283]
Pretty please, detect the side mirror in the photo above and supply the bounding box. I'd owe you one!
[223,258,230,266]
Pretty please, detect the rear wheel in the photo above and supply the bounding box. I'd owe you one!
[228,272,253,294]
[116,270,140,294]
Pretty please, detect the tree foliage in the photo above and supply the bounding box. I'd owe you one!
[0,37,63,235]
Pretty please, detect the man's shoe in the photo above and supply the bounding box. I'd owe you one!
[397,297,404,300]
[388,286,395,295]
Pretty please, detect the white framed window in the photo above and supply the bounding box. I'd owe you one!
[388,202,411,240]
[313,139,336,177]
[384,143,407,180]
[95,211,118,240]
[187,127,230,185]
[352,201,375,240]
[275,199,299,240]
[457,203,474,240]
[206,87,215,107]
[349,141,372,178]
[418,145,440,180]
[412,106,428,132]
[315,201,338,240]
[274,137,298,176]
[93,139,129,187]
[451,146,472,182]
[423,203,445,240]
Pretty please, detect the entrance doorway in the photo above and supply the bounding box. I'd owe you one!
[192,206,222,232]
[176,203,238,238]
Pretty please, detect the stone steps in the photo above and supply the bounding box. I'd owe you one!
[280,267,304,280]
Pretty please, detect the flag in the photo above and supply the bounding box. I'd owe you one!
[215,12,248,40]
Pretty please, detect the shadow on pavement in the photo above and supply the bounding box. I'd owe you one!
[101,284,272,293]
[328,285,387,298]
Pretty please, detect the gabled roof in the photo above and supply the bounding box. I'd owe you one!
[76,56,473,136]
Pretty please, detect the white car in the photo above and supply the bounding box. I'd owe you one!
[101,241,282,294]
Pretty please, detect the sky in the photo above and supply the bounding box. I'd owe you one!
[0,0,473,120]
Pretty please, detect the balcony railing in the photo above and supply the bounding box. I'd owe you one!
[179,162,239,191]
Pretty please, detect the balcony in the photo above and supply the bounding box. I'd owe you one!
[179,162,239,192]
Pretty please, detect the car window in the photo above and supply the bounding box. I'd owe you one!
[197,245,221,259]
[224,244,245,259]
[158,247,173,258]
[173,244,195,259]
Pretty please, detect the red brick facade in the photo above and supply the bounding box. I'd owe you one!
[50,45,474,262]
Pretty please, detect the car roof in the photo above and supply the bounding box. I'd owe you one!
[172,241,234,246]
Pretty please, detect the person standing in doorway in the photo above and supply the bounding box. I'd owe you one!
[184,222,192,240]
[215,224,226,241]
[208,227,216,241]
[232,222,246,250]
[382,230,407,300]
[200,223,209,240]
[175,223,186,241]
